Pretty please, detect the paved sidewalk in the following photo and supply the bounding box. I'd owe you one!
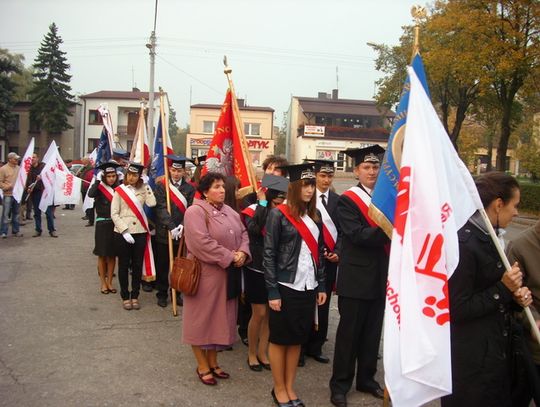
[0,209,392,407]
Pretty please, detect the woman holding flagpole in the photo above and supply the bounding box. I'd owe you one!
[263,163,327,407]
[88,160,121,294]
[111,162,156,310]
[442,172,532,407]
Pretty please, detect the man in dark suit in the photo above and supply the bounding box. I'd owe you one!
[329,145,390,407]
[301,159,340,365]
[154,155,195,307]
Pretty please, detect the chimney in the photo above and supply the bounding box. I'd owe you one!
[332,89,339,100]
[318,92,328,99]
[237,98,245,107]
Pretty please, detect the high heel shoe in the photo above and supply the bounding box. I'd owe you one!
[271,389,293,407]
[257,356,271,370]
[247,358,263,372]
[196,369,217,385]
[210,366,230,379]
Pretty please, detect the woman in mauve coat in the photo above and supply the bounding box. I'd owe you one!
[441,172,532,407]
[182,172,251,386]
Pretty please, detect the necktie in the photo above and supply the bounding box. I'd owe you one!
[321,194,327,207]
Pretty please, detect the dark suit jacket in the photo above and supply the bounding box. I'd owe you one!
[154,178,195,244]
[335,184,389,300]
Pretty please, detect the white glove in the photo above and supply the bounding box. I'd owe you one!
[96,171,104,181]
[122,231,135,244]
[117,171,124,181]
[171,224,184,240]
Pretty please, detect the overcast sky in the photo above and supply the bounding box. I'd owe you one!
[1,0,425,126]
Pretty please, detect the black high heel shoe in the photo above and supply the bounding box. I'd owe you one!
[271,389,293,407]
[247,358,263,372]
[257,356,271,370]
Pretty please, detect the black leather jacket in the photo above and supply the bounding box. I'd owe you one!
[263,207,326,300]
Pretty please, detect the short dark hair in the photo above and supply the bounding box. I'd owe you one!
[198,172,227,198]
[262,155,289,175]
[475,172,520,209]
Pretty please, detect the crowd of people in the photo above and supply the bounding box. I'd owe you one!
[2,145,540,407]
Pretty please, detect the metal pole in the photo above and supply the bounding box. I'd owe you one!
[147,30,156,149]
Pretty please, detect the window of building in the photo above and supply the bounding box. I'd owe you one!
[88,138,99,153]
[6,115,19,132]
[244,122,261,136]
[88,110,103,125]
[127,140,134,154]
[29,118,41,133]
[203,121,216,134]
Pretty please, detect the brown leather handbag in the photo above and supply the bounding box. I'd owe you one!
[170,234,201,296]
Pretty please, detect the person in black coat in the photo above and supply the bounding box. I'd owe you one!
[263,164,327,407]
[441,172,532,407]
[302,159,341,365]
[87,161,122,294]
[153,155,195,307]
[329,145,389,407]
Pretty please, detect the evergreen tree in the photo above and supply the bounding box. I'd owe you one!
[30,22,73,133]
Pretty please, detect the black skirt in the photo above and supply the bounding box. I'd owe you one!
[93,220,116,257]
[244,268,268,304]
[269,285,316,346]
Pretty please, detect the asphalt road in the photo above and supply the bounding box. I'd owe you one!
[0,194,535,407]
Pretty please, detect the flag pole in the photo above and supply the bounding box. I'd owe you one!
[223,56,258,195]
[410,5,426,60]
[159,88,178,317]
[140,99,146,165]
[478,208,540,346]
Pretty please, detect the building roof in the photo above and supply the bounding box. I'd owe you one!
[296,96,395,118]
[80,90,162,100]
[191,103,274,113]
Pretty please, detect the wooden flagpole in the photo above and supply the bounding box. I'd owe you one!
[223,56,258,196]
[158,88,178,317]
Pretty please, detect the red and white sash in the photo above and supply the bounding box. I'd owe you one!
[241,203,257,219]
[317,194,338,252]
[98,183,114,202]
[342,186,378,228]
[277,204,320,267]
[343,186,389,254]
[164,179,188,213]
[115,184,156,281]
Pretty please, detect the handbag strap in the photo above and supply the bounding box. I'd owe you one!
[178,204,209,259]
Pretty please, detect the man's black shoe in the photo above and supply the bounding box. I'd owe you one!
[330,393,347,407]
[142,284,153,292]
[157,298,167,307]
[356,386,384,399]
[306,353,330,364]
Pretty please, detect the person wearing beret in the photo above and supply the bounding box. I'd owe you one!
[263,163,327,407]
[329,145,390,406]
[111,162,156,310]
[87,160,122,294]
[154,154,195,307]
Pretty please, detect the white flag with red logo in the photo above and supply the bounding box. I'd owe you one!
[38,141,60,211]
[383,67,483,406]
[13,137,35,203]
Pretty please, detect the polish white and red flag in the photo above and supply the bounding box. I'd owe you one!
[12,137,35,203]
[130,103,151,167]
[383,67,483,407]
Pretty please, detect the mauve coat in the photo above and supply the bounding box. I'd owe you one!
[182,199,250,346]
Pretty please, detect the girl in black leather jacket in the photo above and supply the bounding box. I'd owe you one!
[263,164,327,407]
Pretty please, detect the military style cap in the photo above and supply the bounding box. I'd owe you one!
[193,155,207,166]
[126,162,145,175]
[278,163,316,182]
[165,154,189,169]
[304,159,335,174]
[341,145,385,167]
[97,160,122,173]
[112,148,130,159]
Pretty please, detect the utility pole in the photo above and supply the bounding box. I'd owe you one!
[146,0,158,148]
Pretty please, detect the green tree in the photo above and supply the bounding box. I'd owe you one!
[30,22,73,133]
[0,48,22,131]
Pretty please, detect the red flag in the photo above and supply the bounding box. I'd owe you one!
[202,89,256,191]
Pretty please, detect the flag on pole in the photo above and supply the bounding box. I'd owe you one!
[130,104,151,166]
[53,156,81,205]
[13,137,35,203]
[149,114,173,189]
[369,53,429,237]
[38,141,59,211]
[202,89,256,193]
[95,105,114,170]
[383,67,483,407]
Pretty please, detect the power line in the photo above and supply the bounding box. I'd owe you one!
[156,55,223,95]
